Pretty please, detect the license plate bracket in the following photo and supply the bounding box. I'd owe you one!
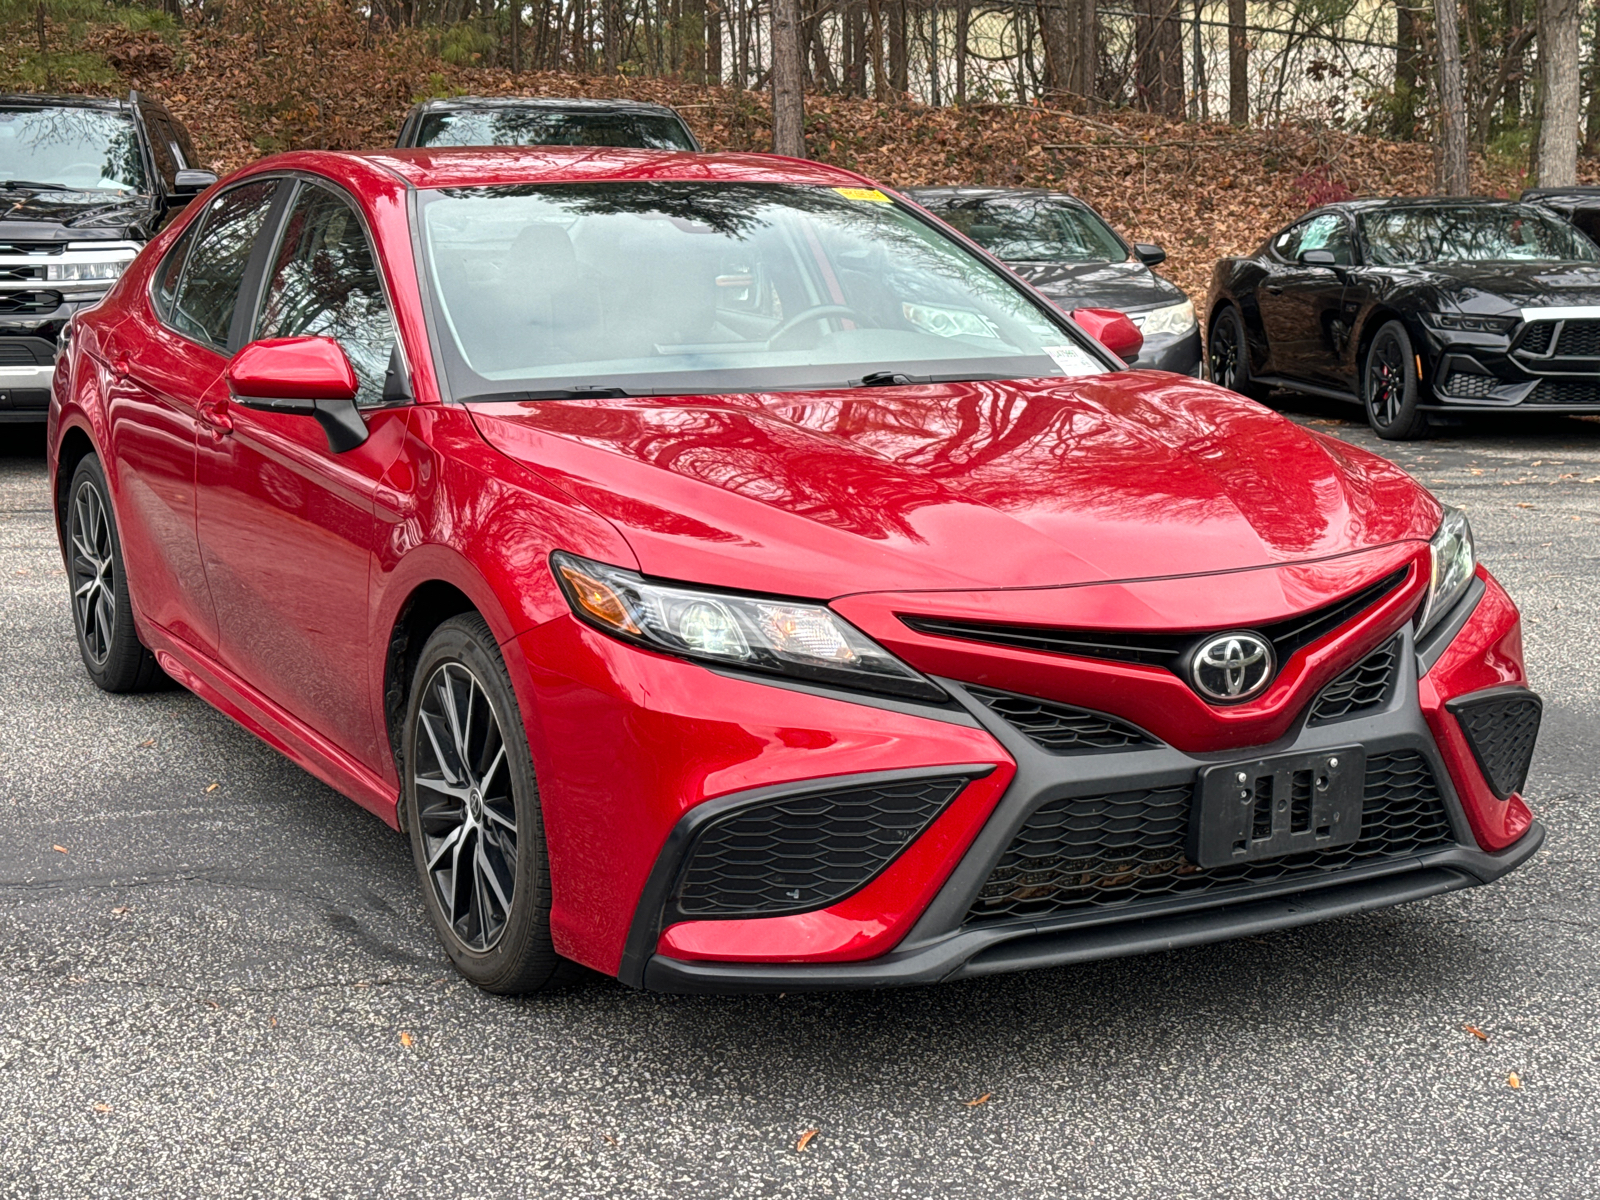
[1188,746,1366,869]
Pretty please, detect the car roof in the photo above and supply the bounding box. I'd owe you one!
[411,95,686,117]
[905,186,1091,205]
[352,147,873,190]
[1327,196,1545,213]
[0,93,130,111]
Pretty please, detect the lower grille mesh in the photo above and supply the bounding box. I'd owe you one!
[1444,372,1495,399]
[676,775,969,917]
[1531,379,1600,406]
[967,685,1157,753]
[966,750,1454,924]
[1308,639,1398,723]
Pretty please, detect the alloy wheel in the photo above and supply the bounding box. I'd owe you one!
[413,662,518,952]
[1368,332,1405,426]
[70,481,116,667]
[1209,319,1239,389]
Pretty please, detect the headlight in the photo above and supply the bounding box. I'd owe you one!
[1416,506,1476,638]
[550,552,946,702]
[1137,299,1196,338]
[1421,313,1517,334]
[47,260,130,282]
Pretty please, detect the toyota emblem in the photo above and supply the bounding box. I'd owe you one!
[1187,632,1275,703]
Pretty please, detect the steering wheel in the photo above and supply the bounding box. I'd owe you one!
[766,304,865,349]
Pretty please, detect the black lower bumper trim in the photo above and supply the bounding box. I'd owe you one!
[640,823,1543,994]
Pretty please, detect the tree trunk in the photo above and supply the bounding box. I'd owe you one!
[708,0,723,83]
[512,0,523,71]
[684,0,706,80]
[928,0,940,105]
[1079,0,1097,105]
[1136,0,1184,117]
[1586,1,1600,153]
[892,0,910,93]
[868,0,888,99]
[1227,0,1247,123]
[772,0,806,156]
[1502,0,1524,124]
[1191,0,1204,121]
[952,0,966,101]
[1038,0,1075,98]
[1394,2,1418,138]
[1535,0,1579,185]
[1435,0,1470,193]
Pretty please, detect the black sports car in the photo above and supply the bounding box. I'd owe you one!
[1206,198,1600,438]
[906,187,1201,375]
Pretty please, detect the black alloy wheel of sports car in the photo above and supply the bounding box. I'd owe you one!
[1204,197,1600,438]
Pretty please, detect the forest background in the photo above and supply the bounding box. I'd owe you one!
[2,0,1598,300]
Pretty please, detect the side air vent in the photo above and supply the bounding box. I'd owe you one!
[1447,689,1542,800]
[966,684,1158,753]
[673,775,973,917]
[900,568,1409,681]
[1308,638,1398,723]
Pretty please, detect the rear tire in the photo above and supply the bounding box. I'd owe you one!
[1363,320,1431,440]
[1208,305,1270,402]
[403,614,575,994]
[66,455,166,693]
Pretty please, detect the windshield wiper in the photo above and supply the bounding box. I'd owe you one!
[0,179,74,191]
[853,370,1018,387]
[458,386,636,402]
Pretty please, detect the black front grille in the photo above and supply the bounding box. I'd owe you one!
[675,775,970,917]
[0,290,61,315]
[1444,372,1495,399]
[0,264,46,282]
[1518,323,1554,354]
[1448,690,1542,800]
[901,568,1408,680]
[1530,379,1600,406]
[967,685,1158,753]
[1556,319,1600,356]
[965,750,1455,924]
[1308,638,1398,723]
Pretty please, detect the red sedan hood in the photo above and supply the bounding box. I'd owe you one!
[468,372,1440,597]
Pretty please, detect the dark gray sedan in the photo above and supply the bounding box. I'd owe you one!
[396,96,700,152]
[905,187,1201,375]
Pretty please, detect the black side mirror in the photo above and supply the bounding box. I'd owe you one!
[1134,243,1166,267]
[1299,249,1338,267]
[169,169,218,203]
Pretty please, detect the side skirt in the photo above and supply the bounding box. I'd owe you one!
[146,626,401,829]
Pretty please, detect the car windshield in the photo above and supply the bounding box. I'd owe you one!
[414,108,695,151]
[0,105,146,193]
[1360,205,1600,265]
[920,196,1129,263]
[416,182,1106,399]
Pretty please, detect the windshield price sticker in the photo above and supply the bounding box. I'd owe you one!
[834,187,893,203]
[1041,344,1103,376]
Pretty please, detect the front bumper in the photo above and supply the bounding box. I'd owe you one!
[1422,313,1600,412]
[609,571,1539,993]
[0,361,54,423]
[1130,325,1203,375]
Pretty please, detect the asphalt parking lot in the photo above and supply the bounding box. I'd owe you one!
[2,403,1598,1200]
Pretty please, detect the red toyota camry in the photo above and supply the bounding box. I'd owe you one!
[48,148,1543,994]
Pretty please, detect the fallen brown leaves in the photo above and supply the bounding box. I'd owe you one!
[1462,1024,1490,1042]
[1507,1072,1522,1089]
[795,1128,818,1153]
[399,1030,414,1048]
[964,1093,993,1107]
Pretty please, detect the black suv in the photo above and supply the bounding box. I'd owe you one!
[0,91,214,425]
[395,96,700,151]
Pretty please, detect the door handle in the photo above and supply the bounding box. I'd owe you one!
[198,397,233,437]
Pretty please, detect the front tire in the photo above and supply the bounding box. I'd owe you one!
[1208,305,1270,402]
[66,455,165,692]
[403,614,572,994]
[1363,320,1431,440]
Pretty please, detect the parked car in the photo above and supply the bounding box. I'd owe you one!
[904,186,1201,375]
[0,92,214,426]
[1521,185,1600,243]
[396,96,700,151]
[50,148,1542,994]
[1208,198,1600,439]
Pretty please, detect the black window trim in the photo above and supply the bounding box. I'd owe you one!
[147,174,290,357]
[1269,207,1359,268]
[237,170,414,410]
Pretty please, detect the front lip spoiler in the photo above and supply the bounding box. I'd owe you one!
[640,824,1544,994]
